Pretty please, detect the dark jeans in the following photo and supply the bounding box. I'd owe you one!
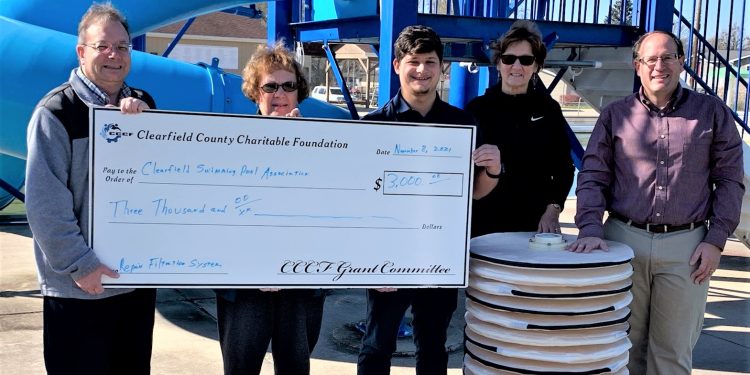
[216,289,326,375]
[43,289,157,375]
[357,288,458,375]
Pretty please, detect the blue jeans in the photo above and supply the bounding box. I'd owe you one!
[357,288,458,375]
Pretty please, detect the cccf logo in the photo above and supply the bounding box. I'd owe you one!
[100,123,132,143]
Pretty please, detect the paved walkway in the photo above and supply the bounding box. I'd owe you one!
[1,203,748,374]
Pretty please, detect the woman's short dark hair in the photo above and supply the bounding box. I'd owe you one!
[394,25,444,62]
[241,41,310,102]
[490,20,546,72]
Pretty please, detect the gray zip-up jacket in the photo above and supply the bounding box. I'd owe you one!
[25,69,155,299]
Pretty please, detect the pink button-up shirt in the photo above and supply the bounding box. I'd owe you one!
[575,86,744,249]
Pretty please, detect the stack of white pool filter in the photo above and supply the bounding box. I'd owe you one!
[464,232,634,375]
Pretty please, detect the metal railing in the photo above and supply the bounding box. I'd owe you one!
[416,0,748,131]
[417,0,640,26]
[674,0,749,131]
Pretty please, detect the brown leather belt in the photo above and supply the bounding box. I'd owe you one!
[609,212,704,233]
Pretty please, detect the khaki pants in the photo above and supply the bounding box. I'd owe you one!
[604,218,709,375]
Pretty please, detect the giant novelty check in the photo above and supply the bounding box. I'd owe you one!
[89,108,476,288]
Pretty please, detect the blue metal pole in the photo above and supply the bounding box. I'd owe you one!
[449,63,468,107]
[448,62,480,108]
[643,0,675,32]
[303,0,312,21]
[162,17,195,57]
[498,0,510,16]
[536,0,550,19]
[132,35,146,52]
[322,43,360,119]
[566,122,585,169]
[221,5,262,18]
[268,0,293,46]
[548,66,570,93]
[377,0,417,107]
[0,178,24,203]
[477,65,498,95]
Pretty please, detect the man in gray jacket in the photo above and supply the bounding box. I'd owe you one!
[25,3,156,374]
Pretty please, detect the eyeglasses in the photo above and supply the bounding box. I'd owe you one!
[82,42,132,54]
[499,54,536,66]
[260,81,298,93]
[637,53,681,67]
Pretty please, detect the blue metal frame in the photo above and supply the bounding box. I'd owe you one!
[132,35,146,52]
[293,16,381,42]
[292,14,639,47]
[675,12,749,89]
[421,15,638,45]
[162,17,195,57]
[161,6,263,58]
[566,124,586,169]
[443,41,490,63]
[198,58,228,112]
[547,47,576,93]
[684,65,750,133]
[221,4,262,18]
[548,66,569,93]
[643,0,674,31]
[268,0,294,46]
[0,178,24,203]
[673,8,749,130]
[322,42,360,119]
[448,62,480,108]
[377,0,418,107]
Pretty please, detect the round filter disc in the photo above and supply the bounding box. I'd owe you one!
[470,259,633,287]
[466,287,633,315]
[465,341,629,374]
[466,299,631,330]
[471,232,633,268]
[464,325,632,364]
[464,311,630,347]
[469,274,633,299]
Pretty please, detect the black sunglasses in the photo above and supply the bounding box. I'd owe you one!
[499,54,536,66]
[260,81,298,93]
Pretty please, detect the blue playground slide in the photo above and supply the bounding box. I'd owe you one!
[0,0,350,209]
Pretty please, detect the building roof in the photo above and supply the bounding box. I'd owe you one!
[152,10,266,40]
[334,44,378,59]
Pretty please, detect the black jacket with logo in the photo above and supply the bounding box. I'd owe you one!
[466,84,574,236]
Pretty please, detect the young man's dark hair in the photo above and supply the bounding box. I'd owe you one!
[393,25,444,63]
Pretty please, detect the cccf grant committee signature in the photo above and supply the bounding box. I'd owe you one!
[279,260,452,282]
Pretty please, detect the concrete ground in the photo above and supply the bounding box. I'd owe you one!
[1,202,748,374]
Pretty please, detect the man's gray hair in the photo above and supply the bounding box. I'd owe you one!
[77,1,130,44]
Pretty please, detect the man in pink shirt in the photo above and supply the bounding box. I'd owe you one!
[568,31,744,374]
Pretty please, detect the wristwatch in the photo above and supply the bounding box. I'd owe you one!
[550,203,562,211]
[485,168,502,179]
[484,163,505,179]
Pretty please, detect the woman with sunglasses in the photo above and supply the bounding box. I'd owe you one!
[466,20,574,236]
[214,42,325,375]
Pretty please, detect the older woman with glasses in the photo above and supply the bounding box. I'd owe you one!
[214,42,325,375]
[467,20,574,236]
